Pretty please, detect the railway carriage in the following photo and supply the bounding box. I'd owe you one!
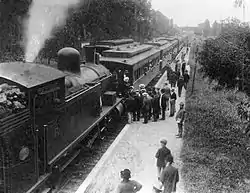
[0,37,183,193]
[99,43,161,90]
[145,39,179,71]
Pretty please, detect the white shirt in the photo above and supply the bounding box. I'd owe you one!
[159,94,163,107]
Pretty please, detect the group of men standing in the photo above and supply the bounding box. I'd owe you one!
[125,82,186,138]
[125,83,175,124]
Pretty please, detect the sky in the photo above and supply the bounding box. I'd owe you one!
[151,0,250,27]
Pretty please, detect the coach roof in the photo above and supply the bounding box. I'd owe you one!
[100,46,160,66]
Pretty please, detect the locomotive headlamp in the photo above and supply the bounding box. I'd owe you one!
[19,146,29,161]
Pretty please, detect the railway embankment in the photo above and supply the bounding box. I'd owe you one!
[181,49,250,193]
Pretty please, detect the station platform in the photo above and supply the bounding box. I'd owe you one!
[75,48,190,193]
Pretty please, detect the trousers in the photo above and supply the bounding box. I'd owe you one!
[178,86,183,97]
[170,99,176,116]
[178,123,183,137]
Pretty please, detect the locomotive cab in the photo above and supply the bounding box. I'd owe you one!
[0,62,65,193]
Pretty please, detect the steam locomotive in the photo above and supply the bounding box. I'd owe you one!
[0,36,188,193]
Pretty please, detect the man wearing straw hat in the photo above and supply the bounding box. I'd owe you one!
[116,169,142,193]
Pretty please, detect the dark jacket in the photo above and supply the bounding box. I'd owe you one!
[160,165,179,193]
[183,73,190,83]
[177,78,184,87]
[175,108,185,124]
[126,95,135,112]
[175,63,178,72]
[152,94,160,111]
[181,63,186,74]
[164,86,171,99]
[134,93,143,110]
[142,97,151,112]
[176,71,181,80]
[170,92,177,100]
[160,93,168,110]
[155,146,171,167]
[169,72,178,84]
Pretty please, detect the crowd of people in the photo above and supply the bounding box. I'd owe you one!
[115,48,190,193]
[124,61,189,139]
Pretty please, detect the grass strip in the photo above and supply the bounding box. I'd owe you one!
[181,46,250,193]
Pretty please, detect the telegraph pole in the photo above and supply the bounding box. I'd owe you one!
[190,44,198,97]
[243,2,246,22]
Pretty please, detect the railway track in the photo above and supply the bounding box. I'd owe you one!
[52,62,169,193]
[53,120,127,193]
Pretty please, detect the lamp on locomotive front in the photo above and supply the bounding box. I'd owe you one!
[57,47,81,75]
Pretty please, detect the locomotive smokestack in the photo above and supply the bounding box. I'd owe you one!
[57,47,81,74]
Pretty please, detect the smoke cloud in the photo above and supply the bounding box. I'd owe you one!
[24,0,80,62]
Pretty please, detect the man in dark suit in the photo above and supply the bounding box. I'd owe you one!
[183,70,190,90]
[177,76,185,97]
[152,90,160,122]
[160,155,179,193]
[181,62,186,76]
[159,88,167,120]
[133,90,142,121]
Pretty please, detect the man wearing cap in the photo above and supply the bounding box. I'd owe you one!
[126,92,136,123]
[139,84,145,91]
[116,169,142,193]
[175,102,185,138]
[169,89,177,117]
[159,88,168,120]
[160,155,179,193]
[155,139,171,179]
[133,90,142,121]
[151,89,160,121]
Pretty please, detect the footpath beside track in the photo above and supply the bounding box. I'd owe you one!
[74,47,190,193]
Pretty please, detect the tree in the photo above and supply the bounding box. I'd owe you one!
[0,0,177,63]
[198,19,250,90]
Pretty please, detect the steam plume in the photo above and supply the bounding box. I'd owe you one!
[24,0,80,62]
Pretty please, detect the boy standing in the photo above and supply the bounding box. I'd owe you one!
[155,139,171,178]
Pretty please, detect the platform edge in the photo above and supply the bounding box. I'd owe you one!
[75,124,130,193]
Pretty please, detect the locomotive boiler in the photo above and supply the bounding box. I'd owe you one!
[0,47,124,193]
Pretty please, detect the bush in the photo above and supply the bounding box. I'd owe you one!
[181,48,250,193]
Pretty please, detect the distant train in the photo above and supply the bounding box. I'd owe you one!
[0,36,188,193]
